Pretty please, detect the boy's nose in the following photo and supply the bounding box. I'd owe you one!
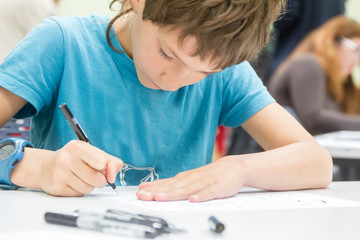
[168,69,191,88]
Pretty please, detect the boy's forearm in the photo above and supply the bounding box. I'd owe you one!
[10,147,51,189]
[236,141,333,190]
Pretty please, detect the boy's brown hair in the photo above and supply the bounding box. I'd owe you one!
[107,0,286,69]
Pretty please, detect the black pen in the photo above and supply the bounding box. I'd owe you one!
[59,103,119,196]
[44,211,158,238]
[209,216,225,233]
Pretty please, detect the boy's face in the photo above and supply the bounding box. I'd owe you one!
[129,0,221,91]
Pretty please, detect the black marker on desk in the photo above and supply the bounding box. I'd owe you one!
[44,211,158,238]
[209,216,225,233]
[59,103,119,196]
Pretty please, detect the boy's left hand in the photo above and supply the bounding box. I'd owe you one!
[136,156,246,202]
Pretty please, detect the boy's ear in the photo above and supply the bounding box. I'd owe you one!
[130,0,142,13]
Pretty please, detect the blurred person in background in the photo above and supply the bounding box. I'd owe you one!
[0,0,59,140]
[226,0,345,156]
[270,0,346,76]
[269,16,360,135]
[0,0,59,63]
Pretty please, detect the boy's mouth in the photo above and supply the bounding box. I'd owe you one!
[150,79,161,89]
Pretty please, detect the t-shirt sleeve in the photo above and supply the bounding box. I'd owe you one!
[0,17,64,118]
[219,61,274,127]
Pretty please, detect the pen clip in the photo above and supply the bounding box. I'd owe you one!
[105,209,170,234]
[105,209,186,233]
[71,211,159,238]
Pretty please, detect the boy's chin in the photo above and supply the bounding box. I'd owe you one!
[139,78,182,92]
[138,78,161,90]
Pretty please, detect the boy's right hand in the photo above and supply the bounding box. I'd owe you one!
[10,140,123,197]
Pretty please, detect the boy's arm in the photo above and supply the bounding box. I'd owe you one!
[0,86,123,196]
[236,102,333,190]
[136,102,333,202]
[0,86,27,127]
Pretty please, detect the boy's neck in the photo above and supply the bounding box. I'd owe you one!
[112,13,134,59]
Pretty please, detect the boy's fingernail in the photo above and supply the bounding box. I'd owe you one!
[138,190,152,197]
[189,195,199,202]
[156,192,166,198]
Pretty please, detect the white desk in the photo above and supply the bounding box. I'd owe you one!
[1,182,360,240]
[315,131,360,159]
[315,131,360,180]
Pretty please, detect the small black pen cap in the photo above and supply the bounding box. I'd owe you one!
[209,216,225,233]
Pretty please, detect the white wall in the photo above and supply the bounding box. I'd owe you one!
[57,0,117,17]
[345,0,360,86]
[346,0,360,23]
[57,0,360,21]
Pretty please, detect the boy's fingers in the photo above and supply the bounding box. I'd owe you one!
[152,188,190,201]
[137,187,197,202]
[137,179,181,200]
[105,155,123,183]
[137,179,209,201]
[69,156,108,188]
[139,169,202,190]
[45,171,94,196]
[52,185,84,197]
[64,140,108,170]
[189,184,240,202]
[188,186,219,202]
[67,171,96,194]
[138,178,169,189]
[63,140,123,185]
[136,189,155,201]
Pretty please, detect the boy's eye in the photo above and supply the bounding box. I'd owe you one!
[159,48,172,60]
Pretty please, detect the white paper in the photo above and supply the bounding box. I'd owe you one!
[91,188,360,212]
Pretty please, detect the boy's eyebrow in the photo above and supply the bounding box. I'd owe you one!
[162,40,221,74]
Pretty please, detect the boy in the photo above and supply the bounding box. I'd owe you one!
[0,0,332,202]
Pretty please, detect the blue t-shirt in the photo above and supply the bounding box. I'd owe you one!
[0,15,274,185]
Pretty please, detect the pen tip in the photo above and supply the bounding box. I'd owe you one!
[108,182,116,190]
[108,182,120,197]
